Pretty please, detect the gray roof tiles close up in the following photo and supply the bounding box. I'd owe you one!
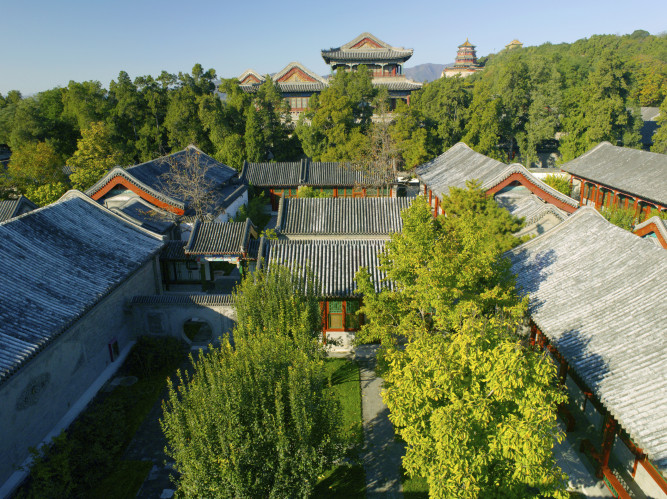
[185,218,256,256]
[508,207,667,472]
[416,143,578,210]
[259,238,390,298]
[86,146,238,213]
[560,142,667,205]
[0,192,165,384]
[0,196,38,222]
[242,159,382,187]
[277,197,411,235]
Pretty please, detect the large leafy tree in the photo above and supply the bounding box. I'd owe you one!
[650,93,667,154]
[355,188,523,345]
[6,141,66,193]
[161,267,340,498]
[68,121,123,190]
[296,66,375,161]
[384,314,568,498]
[354,190,567,497]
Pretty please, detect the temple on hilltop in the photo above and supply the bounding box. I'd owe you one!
[442,38,483,78]
[321,32,422,108]
[505,39,523,50]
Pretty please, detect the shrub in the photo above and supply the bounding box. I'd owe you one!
[601,205,638,231]
[543,174,572,196]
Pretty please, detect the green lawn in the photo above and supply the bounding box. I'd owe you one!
[314,358,365,498]
[402,467,429,498]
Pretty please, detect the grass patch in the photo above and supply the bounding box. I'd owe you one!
[87,460,152,499]
[315,463,366,498]
[402,467,429,498]
[15,337,186,499]
[314,358,365,497]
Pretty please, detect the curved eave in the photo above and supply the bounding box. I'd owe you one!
[86,168,186,215]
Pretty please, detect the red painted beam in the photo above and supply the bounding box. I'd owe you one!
[90,176,184,215]
[485,172,578,214]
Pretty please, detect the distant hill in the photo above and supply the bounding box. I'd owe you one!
[405,63,449,83]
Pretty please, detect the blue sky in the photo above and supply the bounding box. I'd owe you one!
[1,0,666,95]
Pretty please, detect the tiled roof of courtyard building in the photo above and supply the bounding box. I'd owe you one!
[110,197,175,235]
[507,207,667,472]
[276,197,411,236]
[86,145,238,213]
[240,82,328,94]
[257,238,390,298]
[160,240,187,261]
[0,195,37,222]
[633,215,667,248]
[372,78,422,91]
[185,218,257,256]
[131,294,234,306]
[560,142,667,206]
[241,158,383,187]
[416,142,578,211]
[494,187,568,226]
[322,32,413,64]
[0,191,165,384]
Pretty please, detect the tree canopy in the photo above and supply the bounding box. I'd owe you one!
[161,266,341,498]
[355,187,567,497]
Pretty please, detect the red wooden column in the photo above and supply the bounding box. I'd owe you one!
[598,414,618,478]
[434,196,439,218]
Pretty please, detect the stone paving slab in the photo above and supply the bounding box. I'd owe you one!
[355,344,404,498]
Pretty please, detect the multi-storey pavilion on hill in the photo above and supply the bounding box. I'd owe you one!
[239,33,422,115]
[322,32,422,107]
[238,62,329,119]
[442,38,483,78]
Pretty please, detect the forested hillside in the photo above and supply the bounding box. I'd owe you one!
[1,31,665,205]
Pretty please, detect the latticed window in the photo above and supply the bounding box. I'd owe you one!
[345,301,361,330]
[327,301,343,329]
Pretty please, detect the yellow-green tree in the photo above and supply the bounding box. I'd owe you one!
[6,141,66,192]
[68,121,122,190]
[355,190,568,498]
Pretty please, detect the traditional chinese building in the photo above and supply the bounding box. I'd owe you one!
[508,207,667,498]
[442,39,483,78]
[275,196,411,240]
[560,141,667,220]
[505,39,523,50]
[238,62,328,118]
[86,145,247,239]
[0,195,37,222]
[0,191,165,495]
[322,32,422,107]
[256,237,390,350]
[633,215,667,248]
[240,158,388,210]
[416,142,579,236]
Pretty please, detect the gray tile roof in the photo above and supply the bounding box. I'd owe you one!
[185,218,257,256]
[86,146,238,213]
[507,207,667,472]
[372,78,423,91]
[258,238,390,298]
[322,33,413,65]
[160,240,187,261]
[560,142,667,206]
[416,142,578,210]
[241,82,327,94]
[322,49,414,63]
[633,215,667,245]
[111,197,175,235]
[0,191,165,384]
[241,158,383,187]
[276,197,411,235]
[0,196,37,222]
[131,294,234,306]
[495,188,568,226]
